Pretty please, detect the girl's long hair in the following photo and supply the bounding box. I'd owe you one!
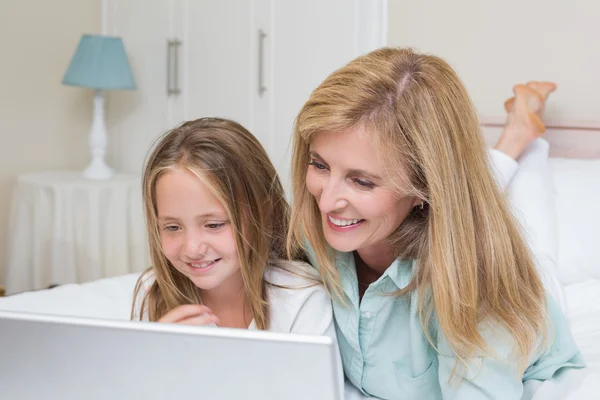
[132,118,291,330]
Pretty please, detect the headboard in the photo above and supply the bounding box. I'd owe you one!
[480,117,600,159]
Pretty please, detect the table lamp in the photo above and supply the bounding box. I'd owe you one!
[62,34,136,180]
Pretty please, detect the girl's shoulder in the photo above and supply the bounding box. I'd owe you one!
[264,259,321,288]
[264,259,332,333]
[135,269,156,293]
[132,269,156,321]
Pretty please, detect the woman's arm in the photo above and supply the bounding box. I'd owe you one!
[436,324,525,399]
[436,295,583,399]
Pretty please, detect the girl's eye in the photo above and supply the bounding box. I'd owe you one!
[353,178,375,189]
[308,160,328,170]
[206,223,225,230]
[164,225,180,232]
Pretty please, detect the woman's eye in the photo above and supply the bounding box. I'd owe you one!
[353,178,375,189]
[206,223,225,230]
[308,160,327,170]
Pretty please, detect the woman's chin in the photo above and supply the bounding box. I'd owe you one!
[323,231,360,253]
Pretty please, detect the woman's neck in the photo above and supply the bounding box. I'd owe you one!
[200,272,253,329]
[355,242,396,299]
[356,241,396,274]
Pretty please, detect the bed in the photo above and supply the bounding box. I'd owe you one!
[482,120,600,374]
[1,124,599,398]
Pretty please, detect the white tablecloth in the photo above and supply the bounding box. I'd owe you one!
[3,170,149,295]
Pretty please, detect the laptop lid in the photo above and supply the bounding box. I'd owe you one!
[0,310,341,400]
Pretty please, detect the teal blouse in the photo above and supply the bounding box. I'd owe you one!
[309,250,585,399]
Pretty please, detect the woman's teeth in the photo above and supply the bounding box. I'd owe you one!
[328,215,362,227]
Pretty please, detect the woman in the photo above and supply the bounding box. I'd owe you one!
[287,47,584,399]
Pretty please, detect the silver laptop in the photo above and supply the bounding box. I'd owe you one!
[0,310,341,400]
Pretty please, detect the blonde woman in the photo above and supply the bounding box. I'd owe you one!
[131,118,340,350]
[288,47,585,399]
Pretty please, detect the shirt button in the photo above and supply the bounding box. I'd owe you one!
[363,311,372,319]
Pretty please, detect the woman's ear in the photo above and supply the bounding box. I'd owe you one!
[410,197,425,210]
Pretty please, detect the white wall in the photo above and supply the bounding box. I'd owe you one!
[388,0,600,125]
[0,0,100,286]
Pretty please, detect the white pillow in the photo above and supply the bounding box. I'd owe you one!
[549,158,600,285]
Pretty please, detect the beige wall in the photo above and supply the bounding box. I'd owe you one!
[388,0,600,124]
[0,0,100,286]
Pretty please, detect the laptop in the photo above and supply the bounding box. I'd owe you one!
[0,310,342,400]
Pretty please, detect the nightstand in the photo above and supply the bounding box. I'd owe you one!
[3,170,149,295]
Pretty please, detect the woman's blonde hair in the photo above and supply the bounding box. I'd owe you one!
[132,117,290,330]
[287,47,547,373]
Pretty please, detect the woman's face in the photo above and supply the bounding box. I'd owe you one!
[305,127,420,254]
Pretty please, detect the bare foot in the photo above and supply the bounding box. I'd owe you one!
[526,81,557,103]
[503,81,557,116]
[494,84,548,160]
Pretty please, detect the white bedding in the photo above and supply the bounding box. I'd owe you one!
[1,273,599,400]
[0,273,139,320]
[564,279,600,369]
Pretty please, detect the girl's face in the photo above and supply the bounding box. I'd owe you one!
[305,127,420,254]
[155,167,242,293]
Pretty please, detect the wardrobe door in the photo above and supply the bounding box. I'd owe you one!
[105,0,177,175]
[252,0,272,148]
[178,0,255,130]
[268,0,364,194]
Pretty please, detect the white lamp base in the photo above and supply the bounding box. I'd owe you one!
[84,90,114,180]
[83,158,114,180]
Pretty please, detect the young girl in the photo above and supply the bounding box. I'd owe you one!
[287,47,585,399]
[131,118,338,342]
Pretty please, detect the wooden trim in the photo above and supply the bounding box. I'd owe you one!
[480,116,600,132]
[480,116,600,159]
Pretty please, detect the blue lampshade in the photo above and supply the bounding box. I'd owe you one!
[62,34,136,90]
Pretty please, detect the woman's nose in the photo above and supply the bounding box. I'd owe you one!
[318,178,349,214]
